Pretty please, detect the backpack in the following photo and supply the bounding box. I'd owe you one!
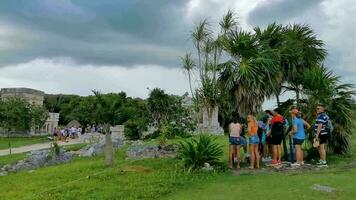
[325,115,334,134]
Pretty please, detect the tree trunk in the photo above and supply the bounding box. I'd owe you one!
[7,130,11,155]
[104,124,114,167]
[188,72,194,99]
[296,89,300,108]
[275,93,281,107]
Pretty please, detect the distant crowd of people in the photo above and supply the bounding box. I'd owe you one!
[228,104,331,169]
[52,124,104,142]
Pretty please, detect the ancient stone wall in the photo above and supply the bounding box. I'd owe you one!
[0,88,44,106]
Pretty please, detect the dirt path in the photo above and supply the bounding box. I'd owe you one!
[0,139,83,156]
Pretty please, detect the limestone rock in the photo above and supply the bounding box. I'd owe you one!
[126,144,178,159]
[311,184,336,193]
[79,138,124,157]
[0,149,74,175]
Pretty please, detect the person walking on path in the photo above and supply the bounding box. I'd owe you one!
[247,115,260,169]
[288,108,310,167]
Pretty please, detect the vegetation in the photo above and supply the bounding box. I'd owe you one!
[0,133,355,199]
[0,153,27,166]
[44,89,194,140]
[178,134,223,171]
[0,97,49,133]
[182,10,356,154]
[147,88,196,139]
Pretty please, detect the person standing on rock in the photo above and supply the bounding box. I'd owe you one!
[228,117,242,169]
[288,108,310,167]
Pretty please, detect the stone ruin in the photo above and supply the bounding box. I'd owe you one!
[197,106,224,135]
[78,125,125,157]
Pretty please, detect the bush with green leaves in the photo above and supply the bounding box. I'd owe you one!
[178,134,223,171]
[148,88,196,139]
[124,119,148,140]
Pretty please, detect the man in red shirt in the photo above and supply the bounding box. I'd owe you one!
[266,109,284,165]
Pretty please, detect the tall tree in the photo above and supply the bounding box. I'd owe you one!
[182,53,196,98]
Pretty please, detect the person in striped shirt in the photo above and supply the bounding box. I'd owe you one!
[314,104,330,166]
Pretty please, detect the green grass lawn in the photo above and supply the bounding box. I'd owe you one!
[0,136,50,150]
[0,153,27,166]
[0,133,355,200]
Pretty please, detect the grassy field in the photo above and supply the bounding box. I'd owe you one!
[0,136,50,150]
[0,133,355,200]
[0,153,27,166]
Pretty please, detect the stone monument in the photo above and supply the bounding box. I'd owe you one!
[197,105,224,135]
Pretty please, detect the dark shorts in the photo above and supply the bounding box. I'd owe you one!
[229,136,241,145]
[293,138,304,145]
[270,134,283,145]
[318,134,329,144]
[240,136,247,146]
[265,136,271,144]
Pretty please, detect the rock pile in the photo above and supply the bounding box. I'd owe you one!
[126,144,178,159]
[0,149,74,176]
[79,138,124,157]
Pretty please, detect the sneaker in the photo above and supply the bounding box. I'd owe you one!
[262,157,269,162]
[317,160,328,166]
[267,160,279,166]
[301,161,305,165]
[291,163,301,168]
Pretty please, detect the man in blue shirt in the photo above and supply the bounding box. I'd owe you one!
[314,104,330,166]
[289,108,310,167]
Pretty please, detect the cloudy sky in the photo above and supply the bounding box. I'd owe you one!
[0,0,355,106]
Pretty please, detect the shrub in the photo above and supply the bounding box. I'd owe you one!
[178,134,223,171]
[51,141,60,156]
[123,119,142,140]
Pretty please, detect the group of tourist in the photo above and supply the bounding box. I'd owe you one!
[228,104,331,169]
[52,124,105,142]
[53,126,82,142]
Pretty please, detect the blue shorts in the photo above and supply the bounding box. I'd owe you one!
[293,138,304,145]
[249,135,260,144]
[229,136,241,145]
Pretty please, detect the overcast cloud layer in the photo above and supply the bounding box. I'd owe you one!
[0,0,355,105]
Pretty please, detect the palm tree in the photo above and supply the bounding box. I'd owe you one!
[92,90,121,167]
[280,24,327,107]
[192,20,211,80]
[299,66,356,154]
[219,30,280,115]
[254,23,284,106]
[181,53,196,98]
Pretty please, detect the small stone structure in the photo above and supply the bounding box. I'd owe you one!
[38,112,60,135]
[197,106,224,135]
[110,125,125,140]
[66,120,81,128]
[0,87,60,136]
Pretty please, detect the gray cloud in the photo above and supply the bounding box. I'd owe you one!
[247,0,323,27]
[0,0,191,67]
